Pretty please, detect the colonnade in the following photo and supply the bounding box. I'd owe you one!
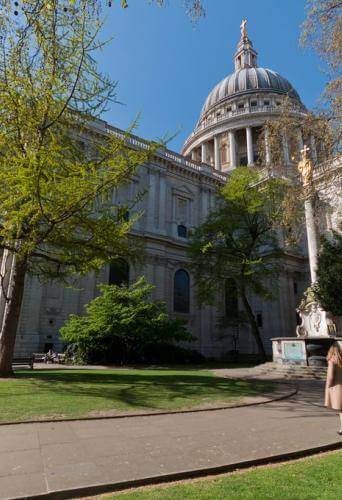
[192,126,317,171]
[195,126,271,170]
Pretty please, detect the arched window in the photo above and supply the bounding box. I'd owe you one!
[225,280,238,319]
[109,259,129,286]
[174,269,190,313]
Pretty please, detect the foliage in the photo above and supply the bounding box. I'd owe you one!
[189,168,288,305]
[60,277,193,362]
[0,1,151,279]
[258,98,334,169]
[301,0,341,150]
[315,233,342,315]
[55,0,205,21]
[188,167,291,360]
[0,0,155,375]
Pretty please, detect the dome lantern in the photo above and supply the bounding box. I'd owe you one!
[234,19,258,70]
[182,22,307,173]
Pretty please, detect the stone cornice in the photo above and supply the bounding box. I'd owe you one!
[82,118,228,188]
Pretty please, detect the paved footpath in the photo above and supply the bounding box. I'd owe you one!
[0,379,341,499]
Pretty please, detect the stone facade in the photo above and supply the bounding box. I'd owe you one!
[13,123,310,359]
[12,25,323,359]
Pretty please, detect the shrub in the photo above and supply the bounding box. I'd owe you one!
[316,233,342,316]
[60,277,193,363]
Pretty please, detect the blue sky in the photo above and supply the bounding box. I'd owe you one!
[98,0,327,152]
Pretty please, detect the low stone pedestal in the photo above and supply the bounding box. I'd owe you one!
[272,337,342,367]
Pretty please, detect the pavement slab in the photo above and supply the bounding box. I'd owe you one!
[0,379,341,499]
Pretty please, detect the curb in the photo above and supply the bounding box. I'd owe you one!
[0,383,297,427]
[15,439,342,500]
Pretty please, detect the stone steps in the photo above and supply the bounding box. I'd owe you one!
[254,362,327,380]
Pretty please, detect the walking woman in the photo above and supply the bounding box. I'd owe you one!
[325,342,342,435]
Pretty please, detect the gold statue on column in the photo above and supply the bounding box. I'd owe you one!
[240,19,247,39]
[298,145,313,188]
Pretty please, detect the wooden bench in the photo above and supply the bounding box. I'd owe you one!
[12,357,34,369]
[33,352,65,364]
[32,352,46,363]
[57,353,66,364]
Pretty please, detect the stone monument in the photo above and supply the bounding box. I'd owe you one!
[272,147,341,366]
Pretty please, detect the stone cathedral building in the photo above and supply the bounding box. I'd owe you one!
[13,25,331,359]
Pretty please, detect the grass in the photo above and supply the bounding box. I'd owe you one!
[0,368,272,422]
[109,451,342,500]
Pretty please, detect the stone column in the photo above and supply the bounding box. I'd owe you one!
[229,130,236,168]
[310,136,317,163]
[191,150,196,161]
[265,126,271,164]
[201,142,207,163]
[282,133,290,164]
[158,173,166,233]
[214,135,221,171]
[147,170,156,231]
[246,126,254,165]
[297,130,304,152]
[304,197,319,283]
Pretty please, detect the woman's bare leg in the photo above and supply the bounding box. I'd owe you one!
[339,413,342,433]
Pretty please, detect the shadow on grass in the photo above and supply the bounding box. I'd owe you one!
[10,370,273,412]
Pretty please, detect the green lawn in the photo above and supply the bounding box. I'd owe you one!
[110,452,342,500]
[0,368,272,422]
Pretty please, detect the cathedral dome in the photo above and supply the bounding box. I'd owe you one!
[182,20,307,167]
[201,67,301,115]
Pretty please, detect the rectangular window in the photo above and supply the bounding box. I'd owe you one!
[251,101,257,107]
[226,107,232,112]
[177,225,187,238]
[238,103,244,109]
[256,312,263,328]
[264,100,270,106]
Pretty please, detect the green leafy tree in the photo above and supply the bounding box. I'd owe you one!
[301,0,341,143]
[0,1,153,376]
[188,168,291,362]
[60,277,192,363]
[315,233,342,316]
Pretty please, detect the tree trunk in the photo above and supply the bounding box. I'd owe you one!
[239,289,267,363]
[0,255,27,377]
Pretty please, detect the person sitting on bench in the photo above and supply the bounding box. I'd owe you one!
[44,349,58,363]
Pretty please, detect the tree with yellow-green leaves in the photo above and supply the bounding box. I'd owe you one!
[0,0,155,376]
